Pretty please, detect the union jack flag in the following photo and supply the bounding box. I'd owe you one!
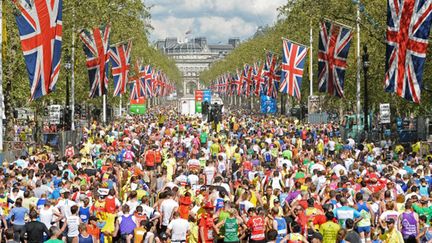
[109,40,132,96]
[264,52,281,98]
[235,69,243,96]
[79,24,111,98]
[254,62,265,96]
[385,0,432,103]
[13,0,63,100]
[318,20,353,98]
[242,64,254,97]
[129,60,146,100]
[144,65,153,97]
[280,39,308,99]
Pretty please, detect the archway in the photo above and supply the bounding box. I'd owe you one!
[183,79,198,95]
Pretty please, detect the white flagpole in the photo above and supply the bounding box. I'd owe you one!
[356,1,361,133]
[103,94,107,124]
[71,6,76,131]
[119,94,122,116]
[309,19,313,96]
[0,0,3,152]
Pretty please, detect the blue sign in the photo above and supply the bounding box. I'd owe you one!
[260,95,277,114]
[203,90,212,103]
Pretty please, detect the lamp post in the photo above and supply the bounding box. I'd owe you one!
[362,44,370,139]
[64,58,72,130]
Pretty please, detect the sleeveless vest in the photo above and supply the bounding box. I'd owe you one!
[120,215,137,234]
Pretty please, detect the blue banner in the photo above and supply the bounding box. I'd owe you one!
[260,95,277,114]
[203,90,212,102]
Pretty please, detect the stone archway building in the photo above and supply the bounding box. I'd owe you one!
[156,37,239,96]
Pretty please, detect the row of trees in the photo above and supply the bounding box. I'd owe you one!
[3,0,181,115]
[200,0,432,116]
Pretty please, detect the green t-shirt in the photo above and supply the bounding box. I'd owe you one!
[45,239,63,243]
[200,132,208,143]
[224,217,239,242]
[282,150,292,160]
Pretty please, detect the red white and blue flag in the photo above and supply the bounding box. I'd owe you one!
[318,20,353,98]
[254,62,265,96]
[129,60,146,100]
[144,65,153,97]
[79,24,111,98]
[384,0,432,103]
[280,39,308,100]
[264,52,281,98]
[13,0,63,100]
[242,64,254,97]
[109,40,132,96]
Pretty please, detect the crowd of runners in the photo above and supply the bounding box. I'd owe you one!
[0,103,431,243]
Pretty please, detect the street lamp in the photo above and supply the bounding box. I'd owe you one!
[362,44,370,138]
[64,56,72,130]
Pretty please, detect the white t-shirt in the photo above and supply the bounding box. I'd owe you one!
[67,215,81,237]
[160,199,179,226]
[168,218,189,241]
[39,207,56,229]
[188,174,199,186]
[56,199,77,220]
[203,166,216,185]
[328,141,336,151]
[380,210,400,225]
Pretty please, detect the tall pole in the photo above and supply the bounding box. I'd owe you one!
[363,45,369,135]
[309,19,313,97]
[356,1,362,139]
[119,94,122,116]
[70,6,76,131]
[103,94,106,124]
[0,0,3,152]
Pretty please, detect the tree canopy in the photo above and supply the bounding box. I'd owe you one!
[200,0,432,116]
[3,0,181,110]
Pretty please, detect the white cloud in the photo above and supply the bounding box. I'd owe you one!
[146,0,286,43]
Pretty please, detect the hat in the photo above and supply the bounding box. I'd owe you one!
[386,218,395,224]
[203,201,214,210]
[273,198,280,203]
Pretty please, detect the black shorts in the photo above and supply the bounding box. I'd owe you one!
[250,240,266,243]
[146,165,155,170]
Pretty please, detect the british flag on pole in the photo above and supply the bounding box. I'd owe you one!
[318,20,353,98]
[144,65,153,97]
[264,52,281,98]
[129,60,146,100]
[79,24,111,98]
[254,62,265,96]
[385,0,432,103]
[109,40,132,96]
[13,0,63,100]
[279,39,308,100]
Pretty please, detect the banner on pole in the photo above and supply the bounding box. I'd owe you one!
[195,90,203,101]
[130,97,146,115]
[260,95,277,114]
[203,90,212,103]
[195,101,202,113]
[380,103,390,124]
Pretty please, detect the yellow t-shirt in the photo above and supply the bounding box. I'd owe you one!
[319,221,340,243]
[188,222,199,243]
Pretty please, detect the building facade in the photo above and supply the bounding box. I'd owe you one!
[156,37,240,95]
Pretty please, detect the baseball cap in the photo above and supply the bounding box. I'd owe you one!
[386,218,395,224]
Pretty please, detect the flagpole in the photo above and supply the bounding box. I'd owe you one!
[71,6,76,131]
[119,94,122,117]
[103,94,107,124]
[309,19,313,97]
[356,1,361,139]
[0,0,3,152]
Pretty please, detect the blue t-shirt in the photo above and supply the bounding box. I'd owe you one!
[7,207,28,225]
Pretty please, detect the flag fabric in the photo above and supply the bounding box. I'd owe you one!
[144,65,153,97]
[129,60,146,100]
[13,0,63,100]
[254,62,265,96]
[279,39,308,99]
[109,40,132,96]
[384,0,432,103]
[264,52,281,98]
[243,64,254,97]
[317,20,353,98]
[79,24,111,98]
[235,70,243,96]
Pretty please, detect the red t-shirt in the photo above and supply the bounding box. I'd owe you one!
[199,213,215,243]
[243,160,253,172]
[145,150,156,166]
[247,216,265,241]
